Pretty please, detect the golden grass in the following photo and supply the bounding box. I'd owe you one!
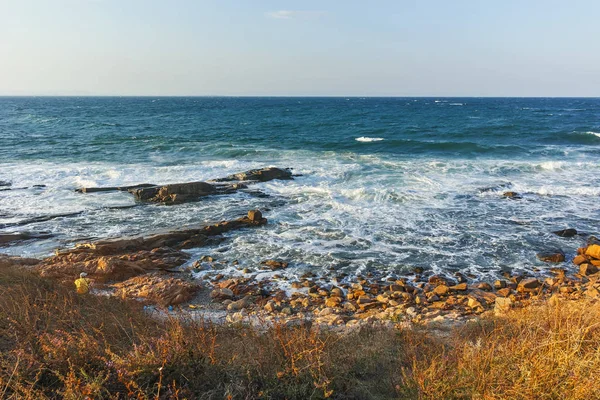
[1,267,599,399]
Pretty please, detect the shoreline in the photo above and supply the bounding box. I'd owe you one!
[2,206,599,331]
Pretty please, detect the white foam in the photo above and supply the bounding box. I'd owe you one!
[586,131,600,138]
[355,137,384,142]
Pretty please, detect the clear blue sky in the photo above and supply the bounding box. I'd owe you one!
[1,0,599,96]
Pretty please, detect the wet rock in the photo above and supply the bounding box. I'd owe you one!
[496,288,511,297]
[113,274,200,306]
[536,250,565,263]
[213,167,293,182]
[502,191,522,199]
[76,183,157,194]
[0,232,54,246]
[247,209,262,222]
[517,278,540,292]
[261,260,288,270]
[552,228,577,238]
[131,181,218,204]
[579,263,599,276]
[428,275,452,286]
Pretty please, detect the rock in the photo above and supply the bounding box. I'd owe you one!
[247,209,263,222]
[357,296,375,305]
[536,251,565,263]
[494,280,507,289]
[449,282,468,292]
[0,180,11,187]
[572,255,588,265]
[325,297,341,307]
[261,260,288,270]
[579,263,599,276]
[227,297,250,311]
[0,232,54,245]
[433,285,449,296]
[467,297,483,310]
[496,288,511,297]
[264,301,278,313]
[585,244,600,260]
[428,275,450,286]
[76,183,157,194]
[552,228,577,238]
[517,278,540,292]
[213,167,293,183]
[210,288,234,300]
[502,191,522,199]
[113,274,200,306]
[585,287,600,298]
[131,181,218,204]
[475,282,493,291]
[494,297,512,315]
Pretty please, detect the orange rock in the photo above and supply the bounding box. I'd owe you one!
[585,244,600,260]
[572,255,589,265]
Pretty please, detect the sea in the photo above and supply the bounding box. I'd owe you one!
[1,97,599,282]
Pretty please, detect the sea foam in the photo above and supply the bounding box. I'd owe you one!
[355,137,384,142]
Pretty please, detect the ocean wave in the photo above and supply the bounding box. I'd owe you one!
[355,137,384,142]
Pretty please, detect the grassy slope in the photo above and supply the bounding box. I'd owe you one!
[1,267,599,399]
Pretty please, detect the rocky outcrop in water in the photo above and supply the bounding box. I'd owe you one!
[212,167,292,182]
[75,167,294,205]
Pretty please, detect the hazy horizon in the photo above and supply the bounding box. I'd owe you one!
[2,0,599,97]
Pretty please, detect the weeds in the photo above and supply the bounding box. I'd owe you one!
[1,267,599,399]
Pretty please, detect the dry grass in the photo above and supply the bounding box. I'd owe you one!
[1,267,599,399]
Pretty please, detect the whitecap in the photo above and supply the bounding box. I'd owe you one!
[586,131,600,138]
[355,137,384,142]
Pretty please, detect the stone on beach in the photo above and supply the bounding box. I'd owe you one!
[113,274,200,306]
[552,228,578,238]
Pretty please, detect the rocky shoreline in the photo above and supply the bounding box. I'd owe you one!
[2,212,600,331]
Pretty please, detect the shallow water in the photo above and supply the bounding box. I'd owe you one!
[1,97,599,281]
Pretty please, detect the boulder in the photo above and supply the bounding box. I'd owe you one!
[113,274,200,306]
[536,251,565,263]
[131,181,217,204]
[585,244,600,260]
[502,191,522,199]
[261,260,288,270]
[210,288,234,300]
[475,282,493,291]
[572,255,589,265]
[579,263,599,276]
[552,228,577,238]
[433,285,449,296]
[213,167,293,183]
[37,247,190,282]
[517,278,540,292]
[449,282,468,292]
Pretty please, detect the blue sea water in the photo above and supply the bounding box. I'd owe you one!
[1,97,599,281]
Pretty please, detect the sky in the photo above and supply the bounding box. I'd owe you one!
[1,0,599,96]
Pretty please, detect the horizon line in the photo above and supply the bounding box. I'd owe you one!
[1,94,599,99]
